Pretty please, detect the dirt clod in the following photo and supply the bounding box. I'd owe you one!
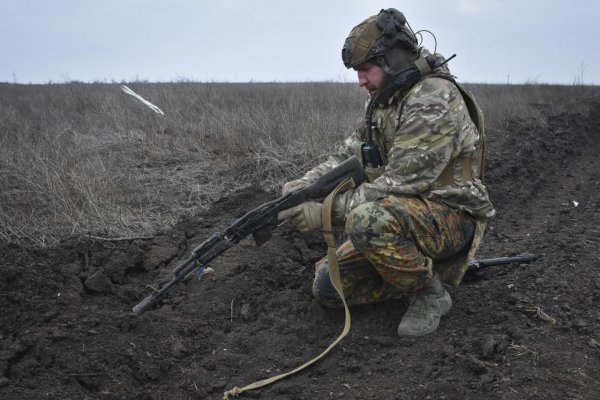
[84,269,115,293]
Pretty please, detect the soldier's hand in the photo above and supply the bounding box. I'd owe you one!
[277,202,323,233]
[282,179,309,196]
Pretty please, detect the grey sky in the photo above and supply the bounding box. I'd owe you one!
[2,0,598,84]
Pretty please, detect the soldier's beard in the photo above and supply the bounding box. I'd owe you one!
[366,85,380,97]
[366,79,389,97]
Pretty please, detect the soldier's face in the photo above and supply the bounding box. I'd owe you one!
[355,62,386,95]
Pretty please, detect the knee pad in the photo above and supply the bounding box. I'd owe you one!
[312,265,342,308]
[312,265,335,299]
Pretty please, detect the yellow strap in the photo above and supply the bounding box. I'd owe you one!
[223,177,357,400]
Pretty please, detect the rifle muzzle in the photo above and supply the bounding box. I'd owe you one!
[132,294,157,316]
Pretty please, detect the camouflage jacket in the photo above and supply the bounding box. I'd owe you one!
[297,50,496,226]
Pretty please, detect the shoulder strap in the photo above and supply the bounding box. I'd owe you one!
[425,75,486,185]
[454,81,486,179]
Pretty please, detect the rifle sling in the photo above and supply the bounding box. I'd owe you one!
[223,177,357,399]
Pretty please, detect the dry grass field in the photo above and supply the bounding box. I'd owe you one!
[0,81,595,246]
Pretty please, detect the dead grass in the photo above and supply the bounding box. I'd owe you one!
[0,81,598,246]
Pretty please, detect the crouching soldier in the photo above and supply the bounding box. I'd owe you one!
[278,8,496,337]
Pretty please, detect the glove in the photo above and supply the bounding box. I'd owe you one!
[277,202,323,233]
[282,179,309,196]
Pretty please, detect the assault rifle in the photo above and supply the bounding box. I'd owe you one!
[466,253,537,275]
[133,154,535,314]
[132,155,369,315]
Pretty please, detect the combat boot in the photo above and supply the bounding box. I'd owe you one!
[397,274,452,337]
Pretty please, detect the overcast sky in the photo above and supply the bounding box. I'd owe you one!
[2,0,598,84]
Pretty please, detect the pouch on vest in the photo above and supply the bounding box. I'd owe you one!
[365,166,385,182]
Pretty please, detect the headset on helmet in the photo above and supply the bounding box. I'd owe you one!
[342,8,418,72]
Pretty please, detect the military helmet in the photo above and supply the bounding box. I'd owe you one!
[342,8,418,70]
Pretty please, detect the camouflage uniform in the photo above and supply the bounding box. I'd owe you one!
[294,49,496,306]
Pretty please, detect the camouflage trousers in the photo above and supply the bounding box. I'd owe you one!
[313,195,475,308]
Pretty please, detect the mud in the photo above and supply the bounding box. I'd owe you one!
[2,101,600,399]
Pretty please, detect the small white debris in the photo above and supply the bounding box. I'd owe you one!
[121,85,165,115]
[507,283,515,289]
[573,200,579,207]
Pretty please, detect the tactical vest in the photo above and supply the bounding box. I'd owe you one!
[360,74,486,188]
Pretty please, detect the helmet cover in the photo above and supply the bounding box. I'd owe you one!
[342,8,418,69]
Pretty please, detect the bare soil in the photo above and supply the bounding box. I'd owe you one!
[2,99,600,400]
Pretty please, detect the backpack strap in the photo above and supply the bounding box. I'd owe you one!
[434,78,486,186]
[456,82,486,179]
